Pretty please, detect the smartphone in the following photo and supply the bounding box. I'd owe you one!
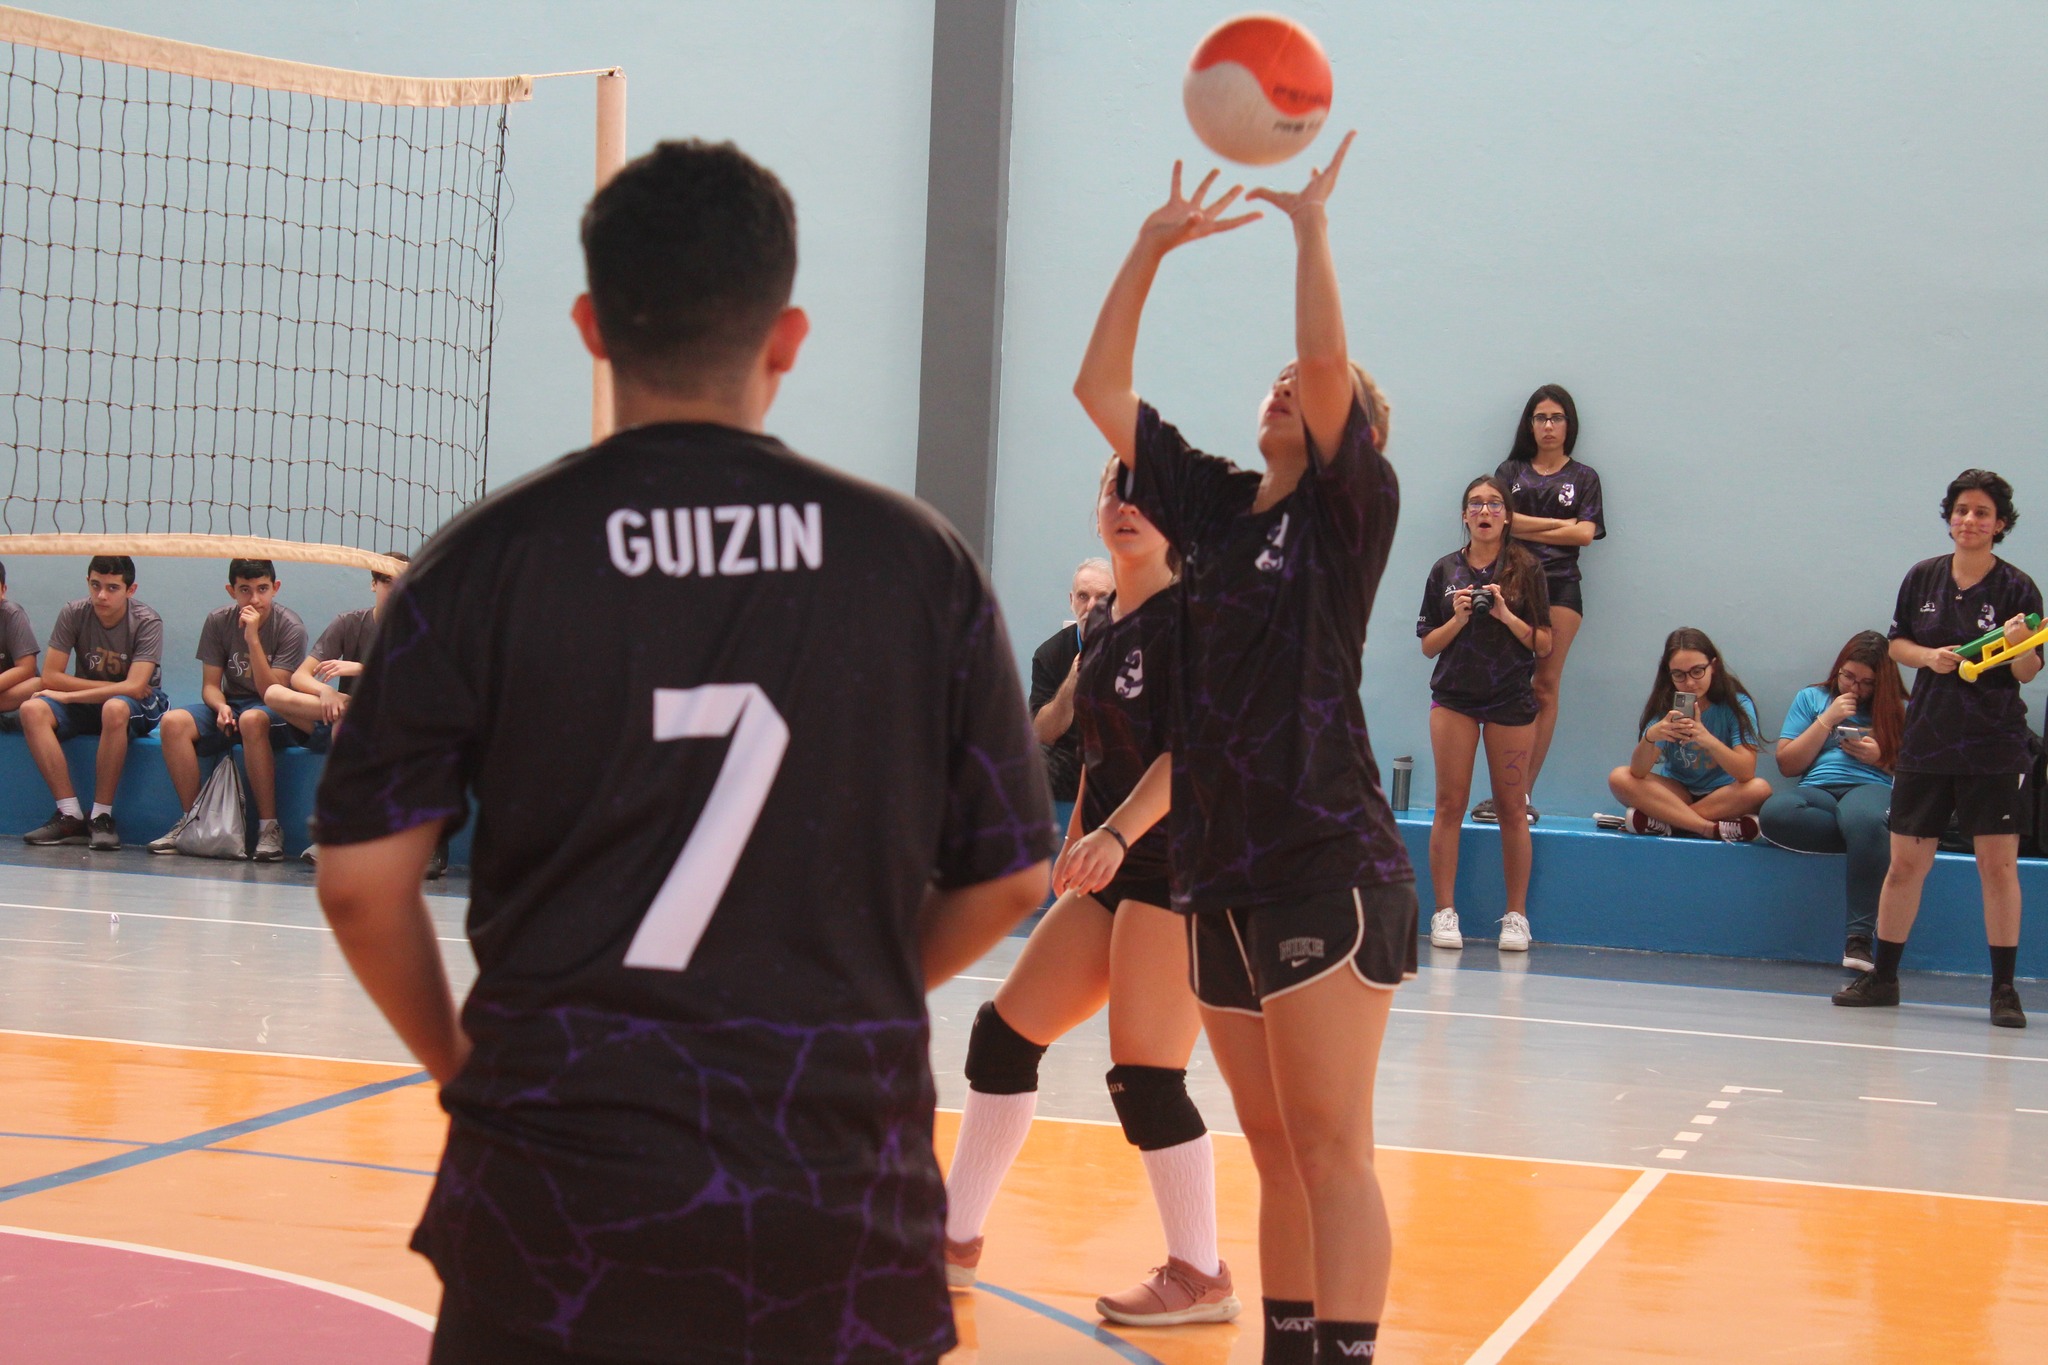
[1674,692,1698,720]
[1837,725,1868,743]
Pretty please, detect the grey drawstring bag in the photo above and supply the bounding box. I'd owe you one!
[177,758,249,859]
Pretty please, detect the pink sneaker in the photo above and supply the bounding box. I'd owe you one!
[1094,1257,1240,1326]
[944,1235,983,1290]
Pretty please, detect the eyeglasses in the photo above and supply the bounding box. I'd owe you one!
[1668,663,1712,684]
[1836,670,1875,690]
[1464,500,1506,514]
[1531,414,1568,427]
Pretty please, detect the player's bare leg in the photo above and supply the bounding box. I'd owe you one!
[1201,1008,1315,1299]
[158,708,202,810]
[262,684,326,734]
[1526,605,1580,787]
[94,697,133,807]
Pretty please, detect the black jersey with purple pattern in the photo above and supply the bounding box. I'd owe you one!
[1124,399,1413,914]
[1494,457,1605,583]
[312,423,1057,1364]
[1889,554,2044,776]
[1073,590,1176,886]
[1415,549,1551,725]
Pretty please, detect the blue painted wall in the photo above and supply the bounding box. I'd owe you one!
[993,0,2048,819]
[2,0,935,701]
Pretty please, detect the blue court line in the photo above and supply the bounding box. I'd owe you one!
[198,1146,438,1178]
[0,1130,147,1148]
[0,1070,430,1203]
[975,1281,1169,1365]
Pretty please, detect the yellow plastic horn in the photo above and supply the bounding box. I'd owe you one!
[1960,623,2048,681]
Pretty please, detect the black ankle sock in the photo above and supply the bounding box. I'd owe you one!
[1261,1299,1317,1365]
[1874,937,1906,983]
[1314,1320,1379,1362]
[1990,945,2018,988]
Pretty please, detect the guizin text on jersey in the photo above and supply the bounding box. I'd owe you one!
[606,504,823,578]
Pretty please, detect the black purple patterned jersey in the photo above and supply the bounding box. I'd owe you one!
[1124,400,1413,915]
[312,422,1057,1364]
[1494,457,1605,583]
[1889,554,2044,776]
[1415,550,1551,725]
[1073,590,1177,886]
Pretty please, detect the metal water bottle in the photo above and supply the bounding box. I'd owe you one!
[1390,756,1413,812]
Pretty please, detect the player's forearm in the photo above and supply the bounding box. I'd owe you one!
[201,684,228,711]
[2015,651,2044,685]
[919,863,1050,989]
[40,669,95,693]
[289,662,324,696]
[1419,617,1463,658]
[319,831,470,1084]
[247,647,290,696]
[1031,696,1074,745]
[1629,738,1659,778]
[1290,207,1347,371]
[1074,241,1162,459]
[0,661,35,691]
[1105,752,1172,842]
[1775,729,1822,778]
[1515,521,1594,546]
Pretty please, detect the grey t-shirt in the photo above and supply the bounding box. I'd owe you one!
[310,607,378,695]
[196,604,307,700]
[49,599,164,689]
[1,598,37,665]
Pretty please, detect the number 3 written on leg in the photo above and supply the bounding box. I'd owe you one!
[623,684,790,971]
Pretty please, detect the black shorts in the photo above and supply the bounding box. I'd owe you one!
[1545,574,1584,616]
[1889,769,2031,840]
[1089,869,1171,913]
[431,1293,634,1365]
[1188,882,1419,1015]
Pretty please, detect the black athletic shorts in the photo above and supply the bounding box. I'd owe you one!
[430,1294,635,1365]
[1188,882,1419,1015]
[1546,574,1584,616]
[1089,869,1172,914]
[1889,769,2031,840]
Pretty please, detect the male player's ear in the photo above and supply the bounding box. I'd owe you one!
[763,306,809,378]
[570,293,610,362]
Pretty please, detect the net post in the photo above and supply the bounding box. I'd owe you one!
[592,69,628,446]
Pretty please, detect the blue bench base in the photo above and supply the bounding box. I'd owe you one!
[1398,809,2045,978]
[1,731,471,864]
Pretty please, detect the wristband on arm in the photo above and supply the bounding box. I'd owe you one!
[1096,824,1129,853]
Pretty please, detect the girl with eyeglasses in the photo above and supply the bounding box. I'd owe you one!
[1757,632,1905,974]
[1488,384,1605,823]
[1607,627,1770,840]
[1416,476,1552,952]
[1834,469,2041,1028]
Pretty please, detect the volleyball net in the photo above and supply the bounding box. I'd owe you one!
[0,6,533,573]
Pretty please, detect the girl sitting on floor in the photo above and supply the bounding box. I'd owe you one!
[1608,627,1771,841]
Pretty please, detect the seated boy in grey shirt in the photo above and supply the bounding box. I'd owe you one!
[0,559,40,720]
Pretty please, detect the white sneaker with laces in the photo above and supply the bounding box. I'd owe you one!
[1429,907,1463,949]
[1498,911,1532,952]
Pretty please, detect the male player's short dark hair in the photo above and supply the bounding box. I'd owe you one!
[1942,468,2019,543]
[228,558,277,583]
[88,554,136,585]
[579,139,798,394]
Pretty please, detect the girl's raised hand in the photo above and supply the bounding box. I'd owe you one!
[1139,162,1261,254]
[1247,130,1356,220]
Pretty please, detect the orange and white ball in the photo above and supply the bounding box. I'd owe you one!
[1181,13,1333,166]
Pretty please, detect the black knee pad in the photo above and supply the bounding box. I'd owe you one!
[1105,1063,1207,1151]
[963,1002,1047,1095]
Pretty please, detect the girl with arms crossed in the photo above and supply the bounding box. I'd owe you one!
[1759,631,1905,972]
[1835,470,2041,1027]
[1491,385,1605,821]
[1418,476,1553,952]
[1074,133,1414,1365]
[944,465,1236,1324]
[1608,628,1771,840]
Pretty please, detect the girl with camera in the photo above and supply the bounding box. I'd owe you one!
[1607,628,1771,840]
[1416,476,1553,951]
[1759,631,1905,973]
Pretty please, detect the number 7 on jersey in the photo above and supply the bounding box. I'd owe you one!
[624,684,789,971]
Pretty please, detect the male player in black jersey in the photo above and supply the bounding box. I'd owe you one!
[315,141,1056,1365]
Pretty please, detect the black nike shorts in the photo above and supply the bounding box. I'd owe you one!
[1188,882,1420,1015]
[1889,769,2031,840]
[1088,869,1172,914]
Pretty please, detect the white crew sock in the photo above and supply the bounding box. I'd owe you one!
[92,803,113,820]
[56,797,83,819]
[259,818,280,832]
[943,1089,1037,1243]
[1140,1134,1220,1275]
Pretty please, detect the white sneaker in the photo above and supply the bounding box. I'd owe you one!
[1429,907,1463,949]
[1498,911,1532,952]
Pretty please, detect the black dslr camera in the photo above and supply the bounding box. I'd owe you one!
[1468,587,1495,615]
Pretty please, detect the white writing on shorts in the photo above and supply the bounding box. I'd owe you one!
[607,504,823,578]
[1278,935,1325,966]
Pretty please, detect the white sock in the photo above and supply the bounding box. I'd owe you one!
[944,1089,1037,1243]
[259,818,280,832]
[1140,1134,1220,1275]
[56,797,83,819]
[92,803,113,819]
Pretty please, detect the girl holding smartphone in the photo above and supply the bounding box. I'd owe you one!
[1608,628,1770,840]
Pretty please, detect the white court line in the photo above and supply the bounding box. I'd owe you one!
[0,1223,433,1328]
[0,899,467,945]
[0,1026,419,1070]
[2021,1108,2048,1115]
[1462,1169,1665,1365]
[1862,1096,1937,1106]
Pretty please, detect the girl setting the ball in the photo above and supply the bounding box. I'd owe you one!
[1074,130,1412,1365]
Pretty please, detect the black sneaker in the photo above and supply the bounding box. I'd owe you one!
[1991,983,2027,1029]
[1471,798,1499,823]
[88,813,120,851]
[425,839,449,881]
[24,811,88,846]
[1833,971,1900,1008]
[1842,936,1876,973]
[0,710,20,733]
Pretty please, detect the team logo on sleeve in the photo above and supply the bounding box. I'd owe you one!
[1560,482,1576,506]
[1114,648,1145,699]
[1255,513,1290,573]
